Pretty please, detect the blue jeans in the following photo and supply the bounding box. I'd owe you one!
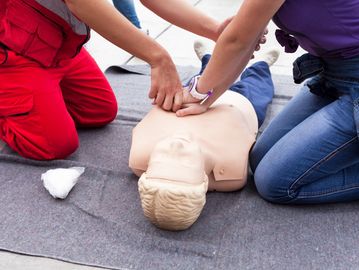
[250,54,359,204]
[112,0,141,29]
[198,54,274,127]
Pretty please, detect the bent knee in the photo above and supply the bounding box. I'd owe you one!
[97,95,118,125]
[76,98,118,127]
[16,128,79,160]
[253,162,292,204]
[46,132,79,160]
[2,114,80,160]
[39,121,80,160]
[34,133,79,160]
[102,99,118,125]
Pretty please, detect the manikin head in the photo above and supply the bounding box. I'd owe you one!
[138,132,208,231]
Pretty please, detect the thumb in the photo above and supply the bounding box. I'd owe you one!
[176,106,204,117]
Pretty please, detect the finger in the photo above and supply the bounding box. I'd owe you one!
[155,92,165,107]
[176,106,204,117]
[148,85,157,99]
[260,36,267,44]
[162,94,174,111]
[172,91,183,112]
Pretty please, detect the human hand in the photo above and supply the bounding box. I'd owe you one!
[175,88,209,117]
[149,58,183,111]
[175,102,209,117]
[255,27,268,50]
[171,86,198,112]
[251,28,268,58]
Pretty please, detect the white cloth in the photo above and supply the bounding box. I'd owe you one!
[41,167,85,199]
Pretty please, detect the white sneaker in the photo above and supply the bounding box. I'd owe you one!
[193,39,213,61]
[256,48,280,66]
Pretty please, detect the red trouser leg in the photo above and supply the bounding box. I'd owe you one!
[60,48,118,127]
[0,48,117,160]
[0,50,79,160]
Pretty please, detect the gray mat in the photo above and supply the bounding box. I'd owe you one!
[1,66,359,270]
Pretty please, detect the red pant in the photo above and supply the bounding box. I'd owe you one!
[0,48,118,160]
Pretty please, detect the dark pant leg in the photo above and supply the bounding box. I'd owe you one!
[198,54,274,127]
[229,62,274,127]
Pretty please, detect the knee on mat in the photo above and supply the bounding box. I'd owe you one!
[48,134,79,160]
[77,100,118,127]
[98,99,118,125]
[253,162,290,204]
[249,145,266,173]
[31,129,79,160]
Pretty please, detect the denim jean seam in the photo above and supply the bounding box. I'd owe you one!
[287,136,358,198]
[296,185,359,199]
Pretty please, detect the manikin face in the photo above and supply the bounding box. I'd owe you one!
[145,132,206,184]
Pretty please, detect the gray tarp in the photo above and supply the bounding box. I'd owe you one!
[1,66,358,270]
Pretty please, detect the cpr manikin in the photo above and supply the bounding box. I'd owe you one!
[129,43,279,230]
[130,92,258,230]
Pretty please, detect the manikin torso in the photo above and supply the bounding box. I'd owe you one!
[129,91,258,192]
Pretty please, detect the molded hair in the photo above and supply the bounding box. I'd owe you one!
[138,172,208,231]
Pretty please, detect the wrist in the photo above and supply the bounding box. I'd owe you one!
[187,75,213,103]
[211,22,221,41]
[205,21,221,41]
[148,48,172,68]
[196,78,210,95]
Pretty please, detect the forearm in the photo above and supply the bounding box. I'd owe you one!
[64,0,170,67]
[140,0,220,41]
[197,0,285,107]
[199,33,258,107]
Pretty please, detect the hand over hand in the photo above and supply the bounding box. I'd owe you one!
[175,87,209,117]
[149,58,182,111]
